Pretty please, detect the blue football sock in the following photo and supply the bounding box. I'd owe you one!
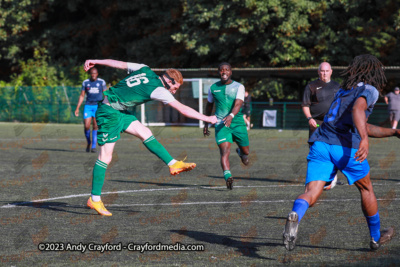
[292,199,309,223]
[366,212,381,242]
[92,130,97,148]
[84,130,90,145]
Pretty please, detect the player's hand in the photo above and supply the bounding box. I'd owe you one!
[355,138,369,162]
[223,115,233,127]
[74,109,79,117]
[208,115,218,124]
[203,125,210,137]
[308,118,317,128]
[84,60,96,72]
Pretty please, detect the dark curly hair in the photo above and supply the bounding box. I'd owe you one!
[341,54,386,92]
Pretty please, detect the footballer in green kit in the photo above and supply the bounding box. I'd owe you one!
[83,59,218,216]
[204,62,250,190]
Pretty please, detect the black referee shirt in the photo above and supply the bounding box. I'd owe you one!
[302,79,340,121]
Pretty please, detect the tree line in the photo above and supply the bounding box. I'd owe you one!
[1,0,399,99]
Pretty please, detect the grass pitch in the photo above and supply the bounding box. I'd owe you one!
[0,122,399,266]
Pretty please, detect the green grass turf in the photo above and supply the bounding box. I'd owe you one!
[0,122,399,266]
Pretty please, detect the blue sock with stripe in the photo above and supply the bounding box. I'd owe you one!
[85,130,90,145]
[92,130,97,148]
[292,199,309,223]
[366,212,381,242]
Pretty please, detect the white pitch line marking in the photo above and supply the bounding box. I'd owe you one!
[106,198,400,207]
[1,182,398,208]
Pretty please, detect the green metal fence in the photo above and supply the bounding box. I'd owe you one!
[0,87,392,129]
[251,102,391,129]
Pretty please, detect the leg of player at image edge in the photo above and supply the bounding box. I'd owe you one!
[283,199,395,251]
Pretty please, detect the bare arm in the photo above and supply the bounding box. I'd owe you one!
[367,123,400,138]
[74,90,86,117]
[302,106,317,128]
[203,101,214,136]
[168,100,217,124]
[223,99,243,127]
[84,59,128,72]
[384,96,388,105]
[352,97,369,162]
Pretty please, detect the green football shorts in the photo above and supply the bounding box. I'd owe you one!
[96,103,138,146]
[215,122,249,147]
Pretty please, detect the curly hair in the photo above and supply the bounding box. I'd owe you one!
[341,54,386,91]
[165,69,183,84]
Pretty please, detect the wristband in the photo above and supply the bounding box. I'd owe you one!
[229,113,235,118]
[307,117,312,121]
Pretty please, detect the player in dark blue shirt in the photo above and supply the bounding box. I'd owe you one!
[283,55,396,251]
[75,67,107,152]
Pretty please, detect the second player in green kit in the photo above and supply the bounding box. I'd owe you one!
[204,62,250,190]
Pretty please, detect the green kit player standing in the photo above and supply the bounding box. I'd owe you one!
[83,59,218,216]
[204,62,250,190]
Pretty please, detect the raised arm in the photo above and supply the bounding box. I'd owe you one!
[168,100,217,124]
[352,97,369,162]
[84,59,128,72]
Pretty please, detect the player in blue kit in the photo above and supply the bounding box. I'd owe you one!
[283,55,396,251]
[75,67,107,153]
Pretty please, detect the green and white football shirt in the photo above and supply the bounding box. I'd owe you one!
[104,63,176,110]
[208,80,245,125]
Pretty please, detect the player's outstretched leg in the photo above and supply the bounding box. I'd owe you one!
[124,121,196,176]
[354,173,395,250]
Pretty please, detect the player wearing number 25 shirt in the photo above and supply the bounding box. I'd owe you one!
[283,55,396,252]
[82,59,217,217]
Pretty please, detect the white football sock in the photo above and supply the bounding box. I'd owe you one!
[168,159,177,166]
[91,194,101,202]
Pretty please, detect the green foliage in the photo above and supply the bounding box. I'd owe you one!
[1,0,400,101]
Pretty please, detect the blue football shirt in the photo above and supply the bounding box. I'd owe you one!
[81,78,107,105]
[309,82,379,149]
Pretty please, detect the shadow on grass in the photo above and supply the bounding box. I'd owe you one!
[23,147,85,153]
[208,175,301,184]
[170,229,278,260]
[2,201,137,215]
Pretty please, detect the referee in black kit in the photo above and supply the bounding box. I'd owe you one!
[302,62,339,137]
[301,61,342,190]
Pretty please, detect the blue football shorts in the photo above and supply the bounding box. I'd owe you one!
[306,141,370,185]
[83,104,98,119]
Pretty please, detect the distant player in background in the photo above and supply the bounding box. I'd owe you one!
[384,86,400,129]
[242,91,252,130]
[204,63,250,190]
[75,67,107,153]
[83,59,217,216]
[302,62,341,190]
[283,54,395,251]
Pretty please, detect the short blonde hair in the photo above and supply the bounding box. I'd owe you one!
[165,69,183,84]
